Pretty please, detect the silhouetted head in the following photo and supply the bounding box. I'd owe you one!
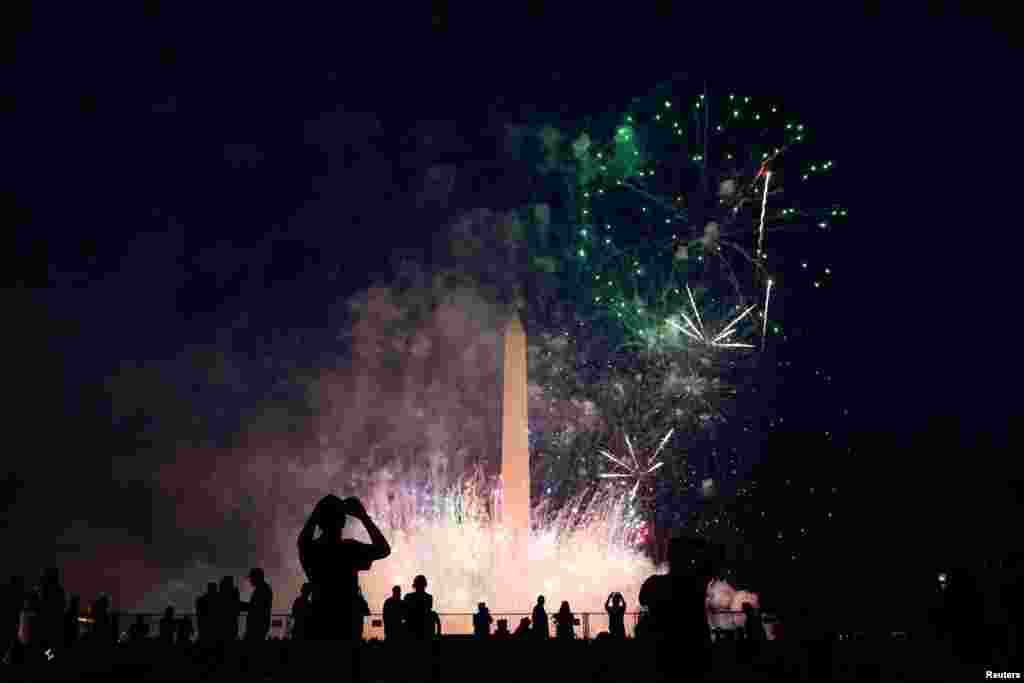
[478,602,486,611]
[164,606,174,618]
[668,535,716,576]
[536,595,545,607]
[135,615,145,624]
[219,576,234,594]
[248,568,265,585]
[391,586,401,598]
[317,494,347,540]
[742,602,754,614]
[559,601,571,614]
[612,593,623,607]
[413,575,427,592]
[206,582,217,595]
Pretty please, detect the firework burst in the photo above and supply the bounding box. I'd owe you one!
[667,285,757,350]
[276,468,660,618]
[599,429,674,500]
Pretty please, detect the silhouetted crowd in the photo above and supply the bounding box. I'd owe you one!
[3,495,1020,681]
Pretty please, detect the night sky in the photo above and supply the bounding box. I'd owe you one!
[6,6,1020,612]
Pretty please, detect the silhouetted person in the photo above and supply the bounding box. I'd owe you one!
[355,588,370,640]
[196,582,217,645]
[606,592,627,639]
[14,589,41,664]
[639,536,717,680]
[291,584,312,641]
[402,575,433,640]
[241,568,273,643]
[382,586,404,641]
[554,601,575,640]
[64,594,80,649]
[217,575,240,644]
[514,617,531,638]
[3,576,25,658]
[38,568,65,652]
[129,614,149,642]
[946,567,985,663]
[297,494,391,640]
[532,596,549,639]
[494,618,510,639]
[742,602,763,642]
[89,595,111,645]
[473,602,493,638]
[159,606,176,645]
[640,537,715,640]
[176,616,194,645]
[110,610,121,644]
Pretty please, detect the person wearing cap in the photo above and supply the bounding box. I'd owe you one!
[241,568,273,643]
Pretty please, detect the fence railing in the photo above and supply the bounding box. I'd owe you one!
[75,608,763,643]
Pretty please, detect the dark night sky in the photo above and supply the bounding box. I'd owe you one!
[5,6,1020,605]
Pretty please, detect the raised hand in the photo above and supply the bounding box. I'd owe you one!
[342,497,367,519]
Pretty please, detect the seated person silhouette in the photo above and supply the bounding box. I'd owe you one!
[382,586,404,641]
[402,575,433,640]
[473,602,493,638]
[554,601,575,640]
[298,494,391,640]
[606,592,627,639]
[494,619,511,639]
[513,617,531,638]
[531,596,549,639]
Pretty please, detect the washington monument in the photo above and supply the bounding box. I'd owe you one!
[499,313,530,606]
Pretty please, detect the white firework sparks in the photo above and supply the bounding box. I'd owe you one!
[278,470,658,621]
[757,170,771,260]
[761,278,774,350]
[668,285,757,350]
[599,429,674,500]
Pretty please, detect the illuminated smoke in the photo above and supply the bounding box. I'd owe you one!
[275,469,659,617]
[706,578,760,631]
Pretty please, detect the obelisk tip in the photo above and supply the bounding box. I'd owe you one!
[506,314,524,335]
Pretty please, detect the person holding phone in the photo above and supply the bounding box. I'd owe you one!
[298,495,391,641]
[606,592,627,639]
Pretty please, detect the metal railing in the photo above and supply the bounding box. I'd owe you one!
[74,608,761,643]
